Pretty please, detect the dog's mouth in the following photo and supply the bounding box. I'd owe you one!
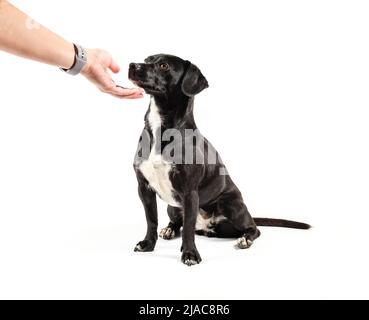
[128,70,147,89]
[129,65,165,95]
[136,84,165,95]
[128,68,141,84]
[128,75,147,91]
[129,78,142,87]
[129,75,164,95]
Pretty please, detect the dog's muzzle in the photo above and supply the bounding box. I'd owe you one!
[128,63,144,81]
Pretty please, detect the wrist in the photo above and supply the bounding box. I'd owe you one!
[60,43,87,75]
[58,42,75,69]
[81,48,93,75]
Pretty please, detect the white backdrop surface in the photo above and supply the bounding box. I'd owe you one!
[0,0,368,299]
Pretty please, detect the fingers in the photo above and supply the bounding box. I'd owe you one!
[106,58,145,98]
[100,87,144,98]
[81,48,144,99]
[110,92,144,99]
[96,70,142,97]
[101,84,144,99]
[111,85,143,97]
[112,90,144,99]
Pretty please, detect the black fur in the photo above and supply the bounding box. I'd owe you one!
[129,54,310,266]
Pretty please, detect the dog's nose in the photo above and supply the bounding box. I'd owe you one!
[129,63,141,70]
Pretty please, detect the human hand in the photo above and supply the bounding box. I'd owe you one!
[81,48,144,99]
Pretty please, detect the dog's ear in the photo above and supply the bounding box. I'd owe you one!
[181,63,209,96]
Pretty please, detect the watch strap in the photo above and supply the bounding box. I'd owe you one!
[60,44,87,76]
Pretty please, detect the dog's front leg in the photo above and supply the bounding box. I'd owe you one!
[181,191,202,266]
[134,180,158,252]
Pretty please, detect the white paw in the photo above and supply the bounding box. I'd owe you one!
[184,259,198,266]
[236,236,253,249]
[159,227,176,240]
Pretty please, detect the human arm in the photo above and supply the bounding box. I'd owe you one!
[0,1,143,99]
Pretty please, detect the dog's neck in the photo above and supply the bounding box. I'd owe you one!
[146,94,196,130]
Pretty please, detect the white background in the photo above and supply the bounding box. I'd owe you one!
[0,0,368,299]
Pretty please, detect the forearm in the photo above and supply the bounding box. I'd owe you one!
[0,0,74,69]
[0,0,143,99]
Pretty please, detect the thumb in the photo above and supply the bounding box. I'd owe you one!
[109,59,120,73]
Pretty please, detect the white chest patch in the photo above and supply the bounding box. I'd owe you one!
[138,98,181,208]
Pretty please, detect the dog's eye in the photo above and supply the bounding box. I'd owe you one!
[159,63,169,71]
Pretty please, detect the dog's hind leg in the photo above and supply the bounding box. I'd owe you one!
[232,205,261,249]
[215,191,260,249]
[160,206,183,240]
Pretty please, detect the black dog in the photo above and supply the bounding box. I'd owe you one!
[129,54,310,266]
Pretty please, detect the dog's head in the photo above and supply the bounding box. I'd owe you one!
[128,54,208,97]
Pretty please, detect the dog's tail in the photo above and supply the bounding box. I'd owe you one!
[254,218,311,230]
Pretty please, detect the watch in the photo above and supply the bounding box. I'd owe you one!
[60,43,87,76]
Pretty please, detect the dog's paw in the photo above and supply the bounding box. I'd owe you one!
[134,240,156,252]
[181,249,202,266]
[235,236,253,249]
[159,227,176,240]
